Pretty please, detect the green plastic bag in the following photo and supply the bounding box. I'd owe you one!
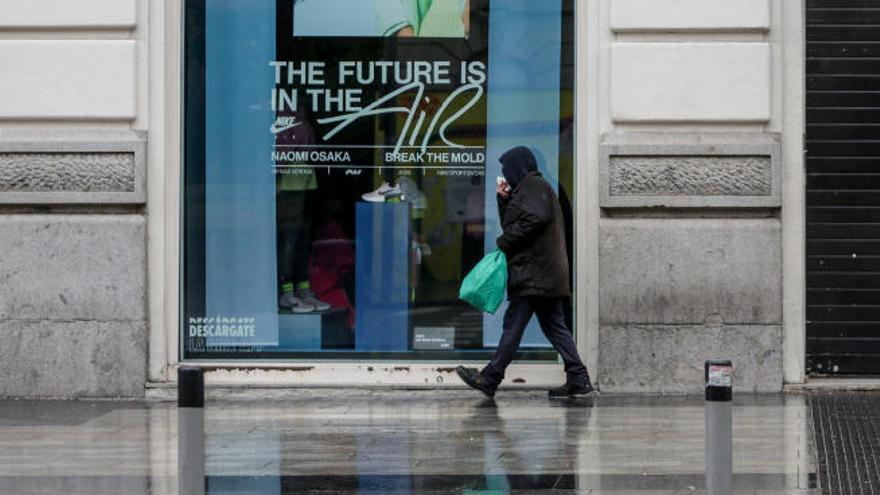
[459,250,508,314]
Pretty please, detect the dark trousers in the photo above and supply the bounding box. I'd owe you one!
[481,296,590,388]
[277,190,313,285]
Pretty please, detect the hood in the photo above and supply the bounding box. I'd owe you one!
[499,146,538,189]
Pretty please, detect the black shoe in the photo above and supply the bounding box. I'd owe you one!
[548,382,598,399]
[456,366,496,398]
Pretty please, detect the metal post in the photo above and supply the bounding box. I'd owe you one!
[705,360,732,495]
[178,366,205,495]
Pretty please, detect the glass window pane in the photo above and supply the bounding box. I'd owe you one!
[182,0,576,361]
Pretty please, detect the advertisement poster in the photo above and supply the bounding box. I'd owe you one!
[184,0,574,360]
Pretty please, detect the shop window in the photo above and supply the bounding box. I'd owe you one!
[182,0,576,361]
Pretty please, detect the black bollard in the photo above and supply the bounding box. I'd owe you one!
[705,360,733,495]
[178,366,205,495]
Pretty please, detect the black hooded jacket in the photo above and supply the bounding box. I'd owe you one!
[496,147,570,298]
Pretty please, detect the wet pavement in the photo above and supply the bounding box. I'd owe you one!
[0,390,874,494]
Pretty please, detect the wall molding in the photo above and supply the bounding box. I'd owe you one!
[599,132,781,209]
[0,130,146,204]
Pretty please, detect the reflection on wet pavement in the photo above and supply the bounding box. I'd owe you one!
[0,391,824,494]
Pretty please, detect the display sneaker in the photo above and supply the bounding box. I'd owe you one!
[362,182,402,202]
[279,292,315,314]
[296,288,331,312]
[548,382,598,399]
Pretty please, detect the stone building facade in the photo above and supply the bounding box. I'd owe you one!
[0,0,809,397]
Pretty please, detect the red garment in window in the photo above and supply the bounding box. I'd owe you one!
[309,222,356,328]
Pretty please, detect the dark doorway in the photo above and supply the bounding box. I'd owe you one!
[806,0,880,374]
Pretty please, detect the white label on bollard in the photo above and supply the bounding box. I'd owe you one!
[707,365,732,387]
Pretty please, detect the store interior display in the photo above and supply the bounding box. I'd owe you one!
[184,0,574,361]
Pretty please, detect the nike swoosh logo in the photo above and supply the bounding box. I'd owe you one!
[270,121,301,134]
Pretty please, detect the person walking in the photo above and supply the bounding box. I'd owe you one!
[456,146,596,399]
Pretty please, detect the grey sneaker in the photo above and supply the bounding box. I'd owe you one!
[279,292,315,313]
[362,182,402,202]
[297,288,331,312]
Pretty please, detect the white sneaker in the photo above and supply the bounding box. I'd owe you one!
[279,292,315,314]
[297,289,331,312]
[362,182,402,202]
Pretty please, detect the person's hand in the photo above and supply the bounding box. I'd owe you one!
[496,180,510,199]
[396,26,415,37]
